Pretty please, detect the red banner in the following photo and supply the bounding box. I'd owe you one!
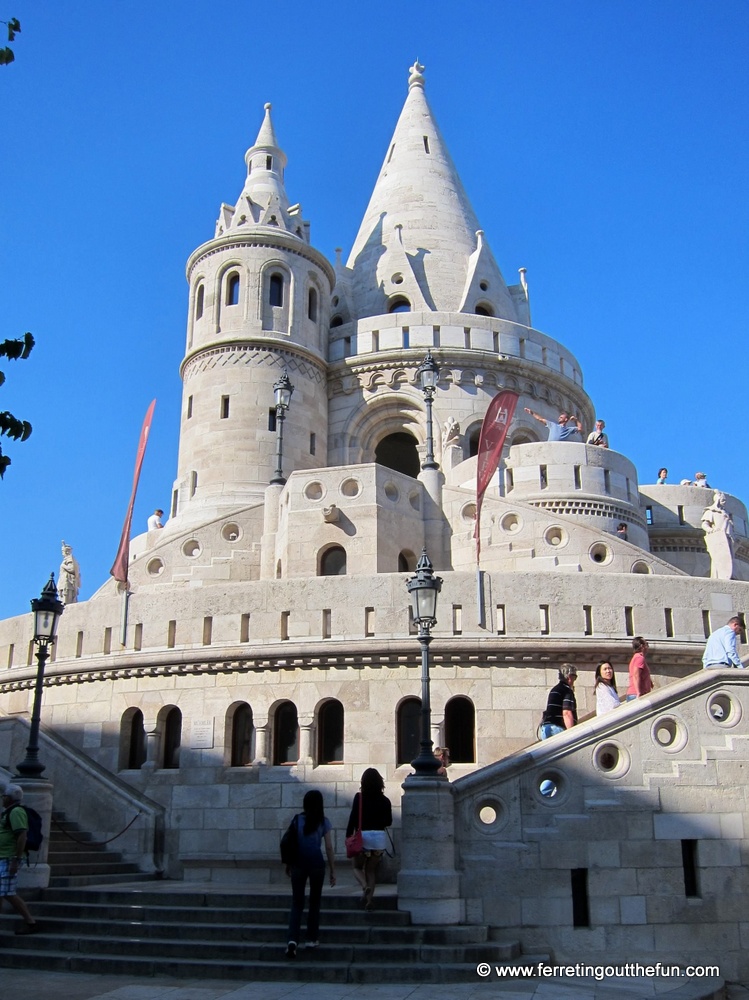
[110,400,157,585]
[474,390,519,563]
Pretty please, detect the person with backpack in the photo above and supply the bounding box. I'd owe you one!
[283,789,335,958]
[0,784,39,934]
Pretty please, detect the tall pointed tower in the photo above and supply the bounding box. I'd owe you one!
[171,104,335,524]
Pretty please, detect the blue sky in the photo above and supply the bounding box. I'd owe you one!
[1,0,747,619]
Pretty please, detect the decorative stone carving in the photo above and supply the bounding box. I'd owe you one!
[701,491,734,580]
[58,541,81,605]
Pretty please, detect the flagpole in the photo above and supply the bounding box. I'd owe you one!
[119,587,131,648]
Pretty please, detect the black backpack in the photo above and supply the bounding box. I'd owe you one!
[280,813,300,866]
[9,805,43,859]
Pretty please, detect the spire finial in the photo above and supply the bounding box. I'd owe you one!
[408,60,425,89]
[264,102,272,111]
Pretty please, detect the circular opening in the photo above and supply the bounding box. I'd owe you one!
[479,280,489,291]
[182,539,201,558]
[304,481,325,501]
[651,715,688,753]
[544,526,567,547]
[147,558,164,577]
[222,522,241,542]
[391,272,404,285]
[474,797,508,833]
[539,778,557,798]
[408,491,421,511]
[478,804,496,824]
[589,542,612,565]
[384,482,400,502]
[500,512,522,533]
[592,741,631,778]
[707,692,741,727]
[340,478,361,498]
[631,561,652,574]
[461,502,477,523]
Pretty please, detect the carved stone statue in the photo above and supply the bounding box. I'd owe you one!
[701,492,734,581]
[442,416,460,450]
[58,540,81,605]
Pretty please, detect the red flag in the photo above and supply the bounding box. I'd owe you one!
[474,390,519,563]
[110,400,157,584]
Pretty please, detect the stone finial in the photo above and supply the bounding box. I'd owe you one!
[323,504,340,524]
[264,102,271,111]
[408,60,425,89]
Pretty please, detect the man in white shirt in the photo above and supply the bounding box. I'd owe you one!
[586,419,609,448]
[147,509,164,531]
[703,617,744,669]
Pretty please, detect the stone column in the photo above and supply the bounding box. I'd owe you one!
[141,717,161,771]
[298,718,315,765]
[253,720,269,765]
[418,467,447,569]
[260,483,283,579]
[16,778,53,890]
[397,773,462,924]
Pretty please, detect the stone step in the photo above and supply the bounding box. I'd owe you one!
[0,946,541,984]
[37,887,401,910]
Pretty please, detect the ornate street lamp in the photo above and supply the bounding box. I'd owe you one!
[270,369,295,485]
[406,549,443,775]
[416,351,440,471]
[16,574,64,778]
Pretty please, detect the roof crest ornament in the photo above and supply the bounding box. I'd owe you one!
[408,60,425,90]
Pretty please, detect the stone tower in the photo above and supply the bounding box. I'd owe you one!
[172,103,335,526]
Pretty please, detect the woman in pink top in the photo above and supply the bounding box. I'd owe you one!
[626,637,653,700]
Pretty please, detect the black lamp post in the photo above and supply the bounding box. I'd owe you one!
[270,369,294,485]
[416,351,439,471]
[406,549,443,775]
[16,574,64,778]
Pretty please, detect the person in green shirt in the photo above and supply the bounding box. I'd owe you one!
[0,784,39,934]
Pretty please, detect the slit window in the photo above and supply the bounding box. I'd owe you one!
[266,155,273,170]
[646,506,653,526]
[269,273,284,307]
[682,839,700,897]
[195,284,204,319]
[187,395,193,419]
[540,604,550,635]
[322,609,332,639]
[701,610,711,639]
[583,605,593,636]
[573,465,581,490]
[423,135,430,153]
[625,606,634,637]
[240,613,250,643]
[221,395,230,419]
[571,868,590,927]
[308,287,318,321]
[496,604,506,635]
[540,465,548,490]
[268,408,277,432]
[226,272,240,306]
[665,608,674,638]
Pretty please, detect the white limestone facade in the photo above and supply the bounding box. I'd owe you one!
[1,60,749,976]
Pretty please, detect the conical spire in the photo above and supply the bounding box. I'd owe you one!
[346,62,517,319]
[214,103,308,241]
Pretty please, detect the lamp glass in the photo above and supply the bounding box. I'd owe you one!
[34,608,58,641]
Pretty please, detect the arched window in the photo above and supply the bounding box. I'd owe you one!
[444,696,475,763]
[195,284,204,320]
[388,296,411,313]
[229,702,254,767]
[474,303,494,317]
[274,701,299,765]
[119,708,147,770]
[320,545,347,576]
[375,432,420,479]
[269,273,284,307]
[330,315,343,328]
[307,287,318,322]
[397,697,421,765]
[161,706,182,769]
[398,550,416,572]
[468,428,481,458]
[318,700,344,764]
[226,272,240,306]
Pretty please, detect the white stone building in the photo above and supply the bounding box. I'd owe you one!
[2,61,749,978]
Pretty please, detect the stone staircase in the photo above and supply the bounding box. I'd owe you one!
[46,811,147,887]
[0,885,548,983]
